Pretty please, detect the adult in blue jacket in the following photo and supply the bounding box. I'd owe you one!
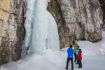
[66,45,74,70]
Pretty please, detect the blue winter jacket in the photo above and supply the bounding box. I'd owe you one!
[67,48,74,58]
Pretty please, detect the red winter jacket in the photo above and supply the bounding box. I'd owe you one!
[78,52,82,61]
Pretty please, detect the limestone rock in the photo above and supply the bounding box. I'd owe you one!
[99,0,105,29]
[0,0,25,65]
[48,0,103,48]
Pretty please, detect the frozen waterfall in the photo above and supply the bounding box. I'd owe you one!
[24,0,60,54]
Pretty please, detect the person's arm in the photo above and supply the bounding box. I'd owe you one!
[81,52,82,60]
[73,49,74,58]
[67,48,68,53]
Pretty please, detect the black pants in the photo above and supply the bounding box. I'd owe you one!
[78,60,82,68]
[74,53,76,62]
[76,55,79,64]
[66,58,74,70]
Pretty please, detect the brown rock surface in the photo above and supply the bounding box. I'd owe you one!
[48,0,103,48]
[0,0,25,65]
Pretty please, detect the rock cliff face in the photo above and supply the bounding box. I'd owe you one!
[0,0,25,65]
[48,0,103,48]
[99,0,105,28]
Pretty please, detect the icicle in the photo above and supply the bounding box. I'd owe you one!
[25,0,60,54]
[24,0,36,48]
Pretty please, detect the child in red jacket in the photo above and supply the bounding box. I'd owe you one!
[78,49,82,68]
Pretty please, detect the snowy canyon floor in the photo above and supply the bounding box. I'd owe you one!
[0,32,105,70]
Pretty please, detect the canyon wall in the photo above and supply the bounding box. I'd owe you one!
[0,0,25,65]
[48,0,103,48]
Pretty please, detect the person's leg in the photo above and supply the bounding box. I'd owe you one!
[66,58,70,70]
[74,53,76,62]
[71,58,74,70]
[78,60,81,68]
[80,61,82,68]
[76,55,78,64]
[78,60,80,68]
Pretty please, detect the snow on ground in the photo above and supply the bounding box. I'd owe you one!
[0,41,105,70]
[78,41,101,56]
[0,31,105,70]
[95,31,105,55]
